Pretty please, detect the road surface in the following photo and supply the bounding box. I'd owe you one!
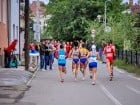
[18,59,140,105]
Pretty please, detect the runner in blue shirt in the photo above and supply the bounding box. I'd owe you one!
[58,44,66,83]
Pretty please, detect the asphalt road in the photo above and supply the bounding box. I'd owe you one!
[18,59,140,105]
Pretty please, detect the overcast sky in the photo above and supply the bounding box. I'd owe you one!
[30,0,49,4]
[30,0,139,5]
[123,0,138,4]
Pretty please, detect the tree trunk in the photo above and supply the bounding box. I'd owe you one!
[24,0,29,70]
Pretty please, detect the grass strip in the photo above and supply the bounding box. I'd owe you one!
[114,59,140,76]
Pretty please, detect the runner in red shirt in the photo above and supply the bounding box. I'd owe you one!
[66,42,71,58]
[103,40,116,81]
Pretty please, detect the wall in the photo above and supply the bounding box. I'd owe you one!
[0,0,8,67]
[9,0,20,54]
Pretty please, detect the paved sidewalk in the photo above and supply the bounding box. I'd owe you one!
[0,66,32,86]
[0,66,37,105]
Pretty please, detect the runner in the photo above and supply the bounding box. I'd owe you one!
[88,45,99,85]
[79,43,89,80]
[58,44,67,83]
[103,41,116,81]
[69,41,80,81]
[109,40,116,76]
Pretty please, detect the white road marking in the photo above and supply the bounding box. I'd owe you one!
[126,85,140,95]
[128,75,140,81]
[115,69,125,74]
[99,83,123,105]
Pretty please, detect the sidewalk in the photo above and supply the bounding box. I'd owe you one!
[0,66,37,105]
[0,66,33,86]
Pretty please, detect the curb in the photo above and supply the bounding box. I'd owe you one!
[26,66,39,86]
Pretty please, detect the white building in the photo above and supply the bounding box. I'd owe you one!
[40,14,51,34]
[8,0,20,54]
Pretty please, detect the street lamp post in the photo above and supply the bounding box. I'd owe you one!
[97,15,101,22]
[104,0,111,31]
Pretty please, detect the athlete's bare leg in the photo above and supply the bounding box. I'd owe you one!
[92,68,97,85]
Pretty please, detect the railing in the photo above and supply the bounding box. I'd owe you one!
[116,50,140,65]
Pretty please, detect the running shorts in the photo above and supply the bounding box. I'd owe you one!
[106,57,114,63]
[58,63,66,66]
[73,58,79,64]
[89,62,97,68]
[80,58,87,64]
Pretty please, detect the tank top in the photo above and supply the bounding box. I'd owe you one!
[80,48,88,57]
[72,48,79,59]
[89,50,97,63]
[58,49,66,64]
[105,45,113,53]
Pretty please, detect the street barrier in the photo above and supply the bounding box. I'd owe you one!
[116,50,140,65]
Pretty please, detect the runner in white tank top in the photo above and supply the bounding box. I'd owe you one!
[88,45,99,85]
[69,41,80,81]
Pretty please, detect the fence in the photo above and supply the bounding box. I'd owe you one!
[116,50,140,65]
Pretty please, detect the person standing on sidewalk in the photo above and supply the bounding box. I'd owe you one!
[44,41,50,71]
[79,43,89,80]
[39,41,46,71]
[58,44,67,83]
[48,41,55,70]
[69,41,80,81]
[88,44,99,85]
[103,41,116,81]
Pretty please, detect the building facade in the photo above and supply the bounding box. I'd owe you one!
[0,0,20,67]
[130,0,140,13]
[19,0,25,60]
[0,0,9,67]
[9,0,20,54]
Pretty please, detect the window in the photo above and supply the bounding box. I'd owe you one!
[13,24,15,39]
[16,26,18,38]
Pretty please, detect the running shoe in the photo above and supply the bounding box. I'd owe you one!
[74,78,77,81]
[92,81,95,85]
[109,77,113,81]
[82,77,85,81]
[90,75,92,79]
[60,79,64,83]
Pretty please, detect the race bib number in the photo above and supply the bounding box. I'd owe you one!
[59,55,65,59]
[89,57,97,63]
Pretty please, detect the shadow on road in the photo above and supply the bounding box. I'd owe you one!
[0,85,33,105]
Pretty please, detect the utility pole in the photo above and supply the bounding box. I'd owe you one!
[105,0,111,30]
[104,0,111,32]
[24,0,29,70]
[35,0,40,42]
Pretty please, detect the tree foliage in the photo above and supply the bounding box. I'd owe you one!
[43,0,140,51]
[45,0,104,41]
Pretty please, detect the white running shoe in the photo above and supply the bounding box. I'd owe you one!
[82,77,85,81]
[74,78,77,81]
[42,69,46,71]
[92,81,95,85]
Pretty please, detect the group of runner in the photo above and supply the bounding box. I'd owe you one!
[57,40,116,85]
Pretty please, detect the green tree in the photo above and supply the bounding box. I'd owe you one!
[45,0,104,41]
